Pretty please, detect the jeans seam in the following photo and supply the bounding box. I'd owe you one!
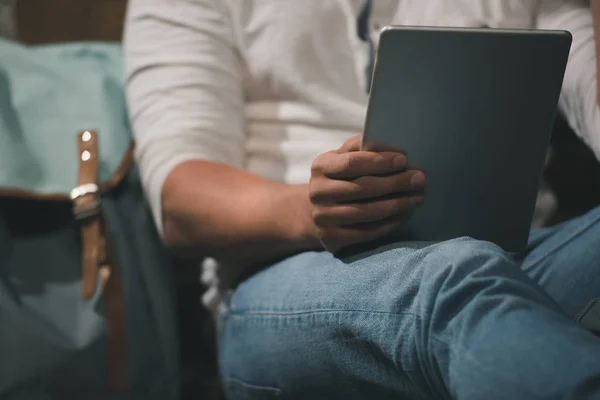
[228,308,418,317]
[523,211,600,270]
[574,297,600,323]
[224,376,286,397]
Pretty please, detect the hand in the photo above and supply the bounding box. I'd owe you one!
[308,134,426,253]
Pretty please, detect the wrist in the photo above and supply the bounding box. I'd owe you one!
[286,184,322,251]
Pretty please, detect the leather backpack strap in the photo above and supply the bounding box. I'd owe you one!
[71,130,128,390]
[71,130,102,299]
[101,221,128,390]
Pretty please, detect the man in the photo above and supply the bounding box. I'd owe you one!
[124,0,600,398]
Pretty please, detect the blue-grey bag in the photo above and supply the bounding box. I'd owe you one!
[0,39,180,398]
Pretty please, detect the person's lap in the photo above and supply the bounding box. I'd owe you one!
[218,206,600,399]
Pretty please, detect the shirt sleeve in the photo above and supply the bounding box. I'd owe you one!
[123,0,245,235]
[535,0,600,160]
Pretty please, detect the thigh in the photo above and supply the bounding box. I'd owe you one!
[217,238,574,400]
[217,243,431,400]
[522,205,600,317]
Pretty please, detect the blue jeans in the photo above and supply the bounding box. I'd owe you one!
[218,206,600,399]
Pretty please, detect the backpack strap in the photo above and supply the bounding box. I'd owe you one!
[71,130,103,299]
[72,130,128,389]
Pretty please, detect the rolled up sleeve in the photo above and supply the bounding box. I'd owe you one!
[536,0,600,160]
[124,0,245,234]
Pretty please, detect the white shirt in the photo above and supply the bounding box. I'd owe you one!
[124,0,600,310]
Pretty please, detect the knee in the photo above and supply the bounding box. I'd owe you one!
[416,238,522,321]
[422,238,515,285]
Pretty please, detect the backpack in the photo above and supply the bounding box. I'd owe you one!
[0,39,180,398]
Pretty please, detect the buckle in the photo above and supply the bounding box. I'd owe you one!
[70,183,101,220]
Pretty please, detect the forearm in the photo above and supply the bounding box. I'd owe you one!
[592,0,600,105]
[161,160,321,266]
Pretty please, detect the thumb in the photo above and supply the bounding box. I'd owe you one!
[338,133,363,153]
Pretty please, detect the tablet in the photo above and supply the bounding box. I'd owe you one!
[361,26,572,252]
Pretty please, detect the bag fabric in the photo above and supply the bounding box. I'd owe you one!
[0,39,180,398]
[0,39,130,194]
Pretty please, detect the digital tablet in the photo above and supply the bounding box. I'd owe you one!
[361,26,572,252]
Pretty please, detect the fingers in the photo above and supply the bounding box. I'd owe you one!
[312,192,423,227]
[315,213,410,253]
[341,133,406,153]
[339,134,363,152]
[310,134,426,254]
[312,151,408,179]
[309,169,426,204]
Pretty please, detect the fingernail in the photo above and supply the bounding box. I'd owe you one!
[410,194,425,206]
[393,155,407,169]
[410,172,426,188]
